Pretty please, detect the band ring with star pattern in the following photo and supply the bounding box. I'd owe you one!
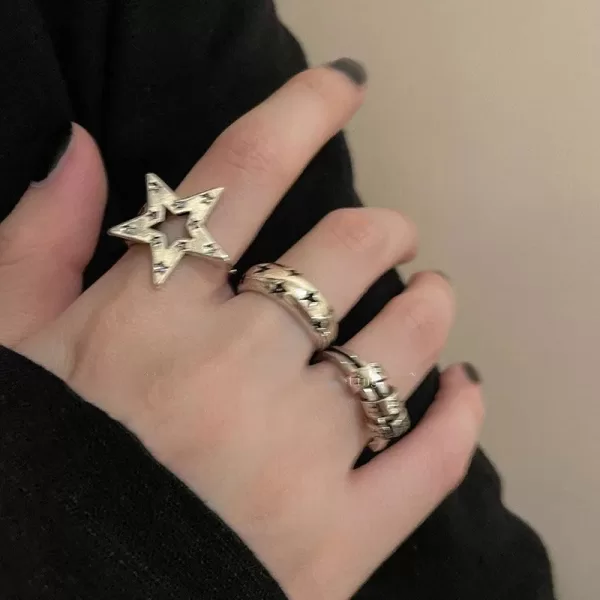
[237,263,338,351]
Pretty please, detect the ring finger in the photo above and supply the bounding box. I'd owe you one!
[306,270,455,460]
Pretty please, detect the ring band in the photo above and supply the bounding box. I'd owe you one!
[319,347,410,451]
[238,263,338,350]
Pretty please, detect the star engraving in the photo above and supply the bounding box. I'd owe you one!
[304,291,319,305]
[271,282,287,295]
[108,173,229,286]
[312,319,326,331]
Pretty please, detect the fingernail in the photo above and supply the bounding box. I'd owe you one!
[31,122,73,184]
[326,58,368,86]
[434,270,452,283]
[462,362,482,384]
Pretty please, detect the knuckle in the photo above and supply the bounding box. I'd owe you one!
[289,68,335,107]
[218,122,284,180]
[393,282,454,356]
[404,299,442,354]
[324,208,390,259]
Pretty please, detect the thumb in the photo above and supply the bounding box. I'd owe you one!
[0,123,107,346]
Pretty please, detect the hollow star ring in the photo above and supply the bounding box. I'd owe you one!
[108,173,231,286]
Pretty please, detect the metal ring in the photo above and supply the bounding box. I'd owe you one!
[238,263,338,350]
[108,174,233,286]
[319,346,410,452]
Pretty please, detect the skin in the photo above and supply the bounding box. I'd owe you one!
[0,66,484,599]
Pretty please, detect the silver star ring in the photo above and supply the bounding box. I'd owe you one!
[109,174,232,286]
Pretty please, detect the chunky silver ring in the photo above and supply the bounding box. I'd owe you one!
[319,347,410,451]
[108,173,233,286]
[238,263,338,350]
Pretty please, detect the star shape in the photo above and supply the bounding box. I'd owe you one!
[108,173,230,285]
[304,291,319,305]
[312,318,326,331]
[271,282,288,295]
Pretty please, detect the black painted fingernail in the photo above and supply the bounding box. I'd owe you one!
[462,362,482,384]
[434,270,452,283]
[326,58,368,86]
[31,122,73,184]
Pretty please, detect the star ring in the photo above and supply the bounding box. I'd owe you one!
[108,174,231,286]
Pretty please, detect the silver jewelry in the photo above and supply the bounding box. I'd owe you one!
[238,263,337,350]
[108,173,232,286]
[319,347,410,451]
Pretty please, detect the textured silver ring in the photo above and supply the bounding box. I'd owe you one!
[238,263,338,350]
[319,346,410,451]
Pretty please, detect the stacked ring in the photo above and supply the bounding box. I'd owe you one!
[319,347,410,451]
[238,263,338,350]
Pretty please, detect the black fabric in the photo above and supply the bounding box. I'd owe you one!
[0,347,286,600]
[0,1,555,599]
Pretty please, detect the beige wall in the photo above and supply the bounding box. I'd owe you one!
[279,2,600,598]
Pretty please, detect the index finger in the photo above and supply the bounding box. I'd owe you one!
[174,59,367,269]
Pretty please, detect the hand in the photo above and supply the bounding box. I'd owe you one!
[0,64,484,599]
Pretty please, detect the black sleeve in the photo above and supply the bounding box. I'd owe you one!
[0,346,286,600]
[0,1,555,599]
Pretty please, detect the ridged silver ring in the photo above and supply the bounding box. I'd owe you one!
[319,346,410,451]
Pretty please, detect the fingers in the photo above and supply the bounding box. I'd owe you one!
[172,63,366,272]
[301,270,452,461]
[344,364,484,575]
[233,207,417,362]
[298,362,372,466]
[98,63,367,334]
[286,206,417,317]
[0,124,107,346]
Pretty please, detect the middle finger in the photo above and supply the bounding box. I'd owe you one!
[170,61,367,284]
[231,205,417,360]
